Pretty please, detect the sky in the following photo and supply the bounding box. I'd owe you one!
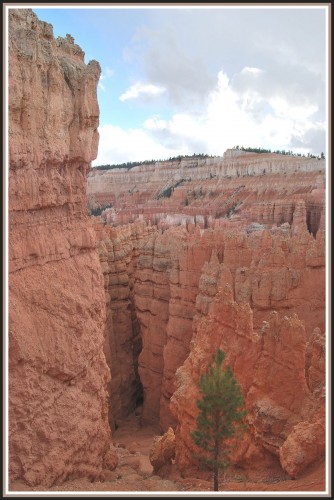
[31,5,328,167]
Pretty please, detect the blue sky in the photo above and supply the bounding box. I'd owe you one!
[32,5,328,166]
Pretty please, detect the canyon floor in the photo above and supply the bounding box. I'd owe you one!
[10,412,326,494]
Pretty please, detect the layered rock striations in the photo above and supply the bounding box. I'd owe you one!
[94,221,156,426]
[88,156,325,480]
[136,226,229,430]
[89,146,325,480]
[94,219,325,440]
[8,9,116,487]
[88,151,325,236]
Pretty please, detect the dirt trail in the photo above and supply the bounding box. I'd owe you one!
[112,411,161,477]
[9,413,327,493]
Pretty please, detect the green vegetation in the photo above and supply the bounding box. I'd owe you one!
[224,201,242,218]
[94,160,155,171]
[233,145,325,160]
[157,179,186,199]
[191,349,246,491]
[93,148,325,172]
[94,153,216,171]
[88,203,112,216]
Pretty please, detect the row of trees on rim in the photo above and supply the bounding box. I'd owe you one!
[94,148,325,171]
[233,145,325,159]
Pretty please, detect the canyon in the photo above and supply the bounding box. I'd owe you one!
[8,8,327,494]
[93,192,326,482]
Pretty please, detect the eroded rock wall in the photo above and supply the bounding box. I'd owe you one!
[94,221,156,426]
[137,226,227,429]
[8,9,116,487]
[170,286,325,479]
[89,162,325,478]
[167,225,325,479]
[88,151,325,235]
[94,219,325,437]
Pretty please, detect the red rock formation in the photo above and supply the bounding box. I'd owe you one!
[149,427,176,474]
[93,217,325,439]
[8,7,326,490]
[94,221,156,426]
[88,159,325,482]
[125,226,226,430]
[88,151,325,237]
[8,9,116,487]
[87,83,327,491]
[83,24,326,487]
[170,284,325,479]
[135,229,172,425]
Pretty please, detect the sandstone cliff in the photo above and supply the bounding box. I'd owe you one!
[89,142,325,480]
[8,9,116,487]
[170,287,325,479]
[87,152,325,238]
[94,219,325,449]
[94,221,156,427]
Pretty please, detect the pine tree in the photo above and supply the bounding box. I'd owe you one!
[190,349,246,491]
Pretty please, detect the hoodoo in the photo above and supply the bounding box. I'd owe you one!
[91,154,325,481]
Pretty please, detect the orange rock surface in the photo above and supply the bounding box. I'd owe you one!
[170,287,325,479]
[94,221,156,427]
[90,182,325,481]
[8,9,116,487]
[149,427,176,474]
[93,220,325,449]
[88,132,326,480]
[87,151,325,236]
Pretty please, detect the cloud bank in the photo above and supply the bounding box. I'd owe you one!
[94,65,325,166]
[93,7,327,165]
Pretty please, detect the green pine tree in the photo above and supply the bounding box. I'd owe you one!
[190,348,246,491]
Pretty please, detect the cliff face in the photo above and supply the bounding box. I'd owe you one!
[94,221,156,426]
[165,220,325,480]
[87,134,326,482]
[88,150,324,196]
[87,152,325,236]
[170,287,325,479]
[8,9,116,487]
[94,218,325,447]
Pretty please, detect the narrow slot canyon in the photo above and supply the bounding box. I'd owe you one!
[92,210,326,484]
[96,223,180,433]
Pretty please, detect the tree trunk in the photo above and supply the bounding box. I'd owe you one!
[214,434,219,491]
[214,461,219,491]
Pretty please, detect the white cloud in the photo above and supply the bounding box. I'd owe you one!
[94,124,182,166]
[119,82,166,102]
[240,66,264,75]
[125,8,326,117]
[93,67,325,166]
[143,116,168,131]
